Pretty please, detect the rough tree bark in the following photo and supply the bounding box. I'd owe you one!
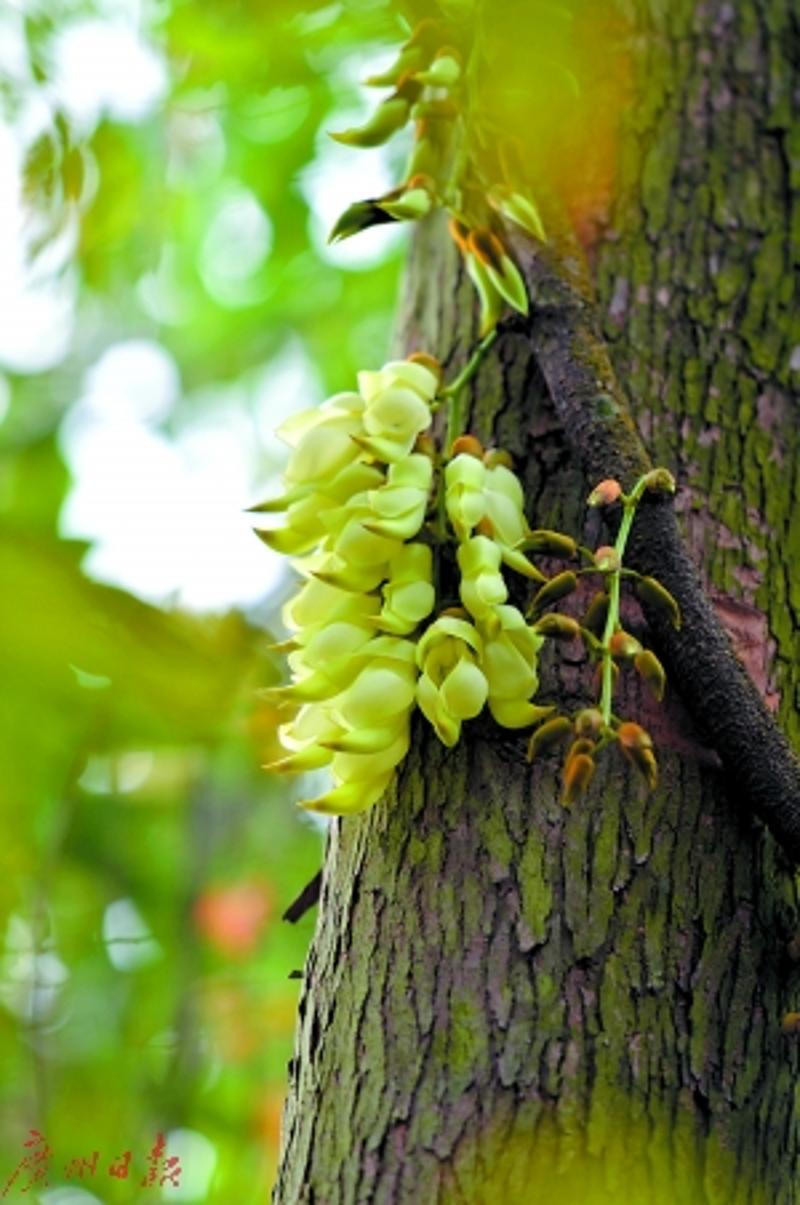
[275,1,800,1201]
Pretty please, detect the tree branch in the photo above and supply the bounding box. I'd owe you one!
[509,232,800,864]
[283,870,322,924]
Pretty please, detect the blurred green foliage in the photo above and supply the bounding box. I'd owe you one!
[0,0,406,1198]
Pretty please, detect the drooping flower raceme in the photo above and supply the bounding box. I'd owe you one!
[256,354,555,816]
[259,357,439,814]
[254,24,676,817]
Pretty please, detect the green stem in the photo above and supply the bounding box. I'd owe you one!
[442,328,498,451]
[598,488,641,726]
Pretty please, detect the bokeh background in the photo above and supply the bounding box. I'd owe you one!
[0,0,407,1199]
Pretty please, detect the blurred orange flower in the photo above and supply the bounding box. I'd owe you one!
[193,881,273,958]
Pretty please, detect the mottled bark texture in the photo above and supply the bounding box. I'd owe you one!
[510,228,800,860]
[275,1,800,1201]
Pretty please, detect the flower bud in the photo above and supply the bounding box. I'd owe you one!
[440,605,468,619]
[463,244,504,335]
[468,227,505,271]
[328,198,396,244]
[524,530,577,558]
[565,738,596,765]
[617,721,653,751]
[641,468,676,495]
[574,708,604,738]
[451,434,484,459]
[529,571,578,615]
[562,752,595,805]
[616,722,657,789]
[527,715,572,762]
[416,49,461,87]
[407,351,443,385]
[609,630,643,660]
[448,216,470,252]
[634,649,667,701]
[486,187,547,244]
[587,479,622,507]
[631,747,658,790]
[331,96,411,148]
[364,45,427,88]
[591,660,619,696]
[533,613,581,641]
[382,188,433,222]
[482,448,513,469]
[467,229,528,316]
[583,591,609,636]
[594,545,620,573]
[635,576,682,630]
[414,432,437,458]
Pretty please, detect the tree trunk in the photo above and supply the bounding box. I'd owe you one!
[275,1,800,1200]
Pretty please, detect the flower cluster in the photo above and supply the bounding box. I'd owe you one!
[255,350,679,815]
[256,358,439,814]
[524,470,680,803]
[255,358,564,815]
[326,17,544,338]
[252,29,681,818]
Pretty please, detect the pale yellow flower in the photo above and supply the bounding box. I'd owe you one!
[374,542,435,635]
[416,615,488,746]
[478,605,552,729]
[457,536,508,619]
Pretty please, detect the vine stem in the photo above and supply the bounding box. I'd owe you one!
[442,328,498,452]
[598,480,645,726]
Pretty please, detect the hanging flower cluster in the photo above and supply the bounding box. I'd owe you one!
[327,16,547,338]
[254,359,438,815]
[253,30,681,817]
[524,469,680,802]
[255,382,679,816]
[254,353,572,815]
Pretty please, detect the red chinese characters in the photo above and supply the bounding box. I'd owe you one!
[1,1130,182,1196]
